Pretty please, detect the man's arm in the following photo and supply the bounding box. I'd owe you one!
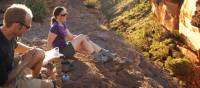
[4,42,32,85]
[5,62,26,86]
[15,42,32,54]
[6,48,37,86]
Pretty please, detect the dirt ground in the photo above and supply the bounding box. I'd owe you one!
[0,0,180,88]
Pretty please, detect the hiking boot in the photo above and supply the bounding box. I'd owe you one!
[101,49,117,59]
[61,60,73,72]
[93,49,115,63]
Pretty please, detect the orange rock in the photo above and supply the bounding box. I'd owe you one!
[178,45,199,63]
[151,0,200,51]
[151,0,182,31]
[179,0,200,50]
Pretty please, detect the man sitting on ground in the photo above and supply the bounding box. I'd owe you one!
[0,4,54,88]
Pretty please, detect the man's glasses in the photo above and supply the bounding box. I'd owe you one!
[17,22,31,29]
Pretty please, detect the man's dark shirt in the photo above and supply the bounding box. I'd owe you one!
[0,29,17,86]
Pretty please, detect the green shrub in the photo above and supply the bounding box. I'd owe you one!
[143,52,151,59]
[83,0,98,9]
[15,0,48,22]
[163,38,177,49]
[165,57,195,81]
[127,28,151,51]
[149,41,169,61]
[169,30,183,43]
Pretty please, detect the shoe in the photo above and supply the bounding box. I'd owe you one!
[101,49,117,59]
[93,49,115,63]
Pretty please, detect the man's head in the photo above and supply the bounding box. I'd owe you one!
[3,4,33,37]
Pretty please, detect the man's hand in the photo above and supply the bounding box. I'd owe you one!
[21,48,44,66]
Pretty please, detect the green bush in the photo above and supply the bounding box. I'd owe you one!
[165,57,195,81]
[149,41,169,61]
[127,28,151,51]
[143,52,151,59]
[163,38,177,49]
[15,0,48,22]
[83,0,98,9]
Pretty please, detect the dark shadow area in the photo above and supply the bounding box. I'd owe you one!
[63,60,90,88]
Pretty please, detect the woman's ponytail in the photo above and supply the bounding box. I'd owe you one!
[51,17,57,25]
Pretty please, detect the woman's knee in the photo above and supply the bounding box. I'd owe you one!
[71,35,86,46]
[76,34,87,40]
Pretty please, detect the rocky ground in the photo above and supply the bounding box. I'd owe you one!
[0,0,180,87]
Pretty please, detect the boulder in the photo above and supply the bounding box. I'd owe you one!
[151,0,183,31]
[179,0,200,50]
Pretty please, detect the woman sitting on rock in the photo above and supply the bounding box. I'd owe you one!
[47,6,115,62]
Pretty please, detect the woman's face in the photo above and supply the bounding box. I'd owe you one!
[58,10,68,23]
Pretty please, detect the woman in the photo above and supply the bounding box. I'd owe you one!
[47,6,114,62]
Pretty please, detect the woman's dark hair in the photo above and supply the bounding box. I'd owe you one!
[51,6,67,25]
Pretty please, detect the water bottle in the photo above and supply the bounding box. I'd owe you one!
[62,73,70,81]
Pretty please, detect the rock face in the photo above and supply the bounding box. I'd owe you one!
[151,0,183,31]
[151,0,200,51]
[179,0,200,50]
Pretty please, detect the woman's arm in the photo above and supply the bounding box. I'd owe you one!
[47,32,57,50]
[65,29,77,41]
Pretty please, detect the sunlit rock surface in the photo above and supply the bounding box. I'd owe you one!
[179,0,200,50]
[151,0,183,31]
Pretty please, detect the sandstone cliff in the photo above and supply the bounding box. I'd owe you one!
[151,0,183,31]
[151,0,200,51]
[179,0,200,50]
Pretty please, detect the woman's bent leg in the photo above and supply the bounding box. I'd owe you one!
[71,34,95,55]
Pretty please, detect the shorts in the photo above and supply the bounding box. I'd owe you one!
[9,55,54,88]
[59,42,75,58]
[8,68,54,88]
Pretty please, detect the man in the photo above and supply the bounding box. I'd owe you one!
[0,4,54,88]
